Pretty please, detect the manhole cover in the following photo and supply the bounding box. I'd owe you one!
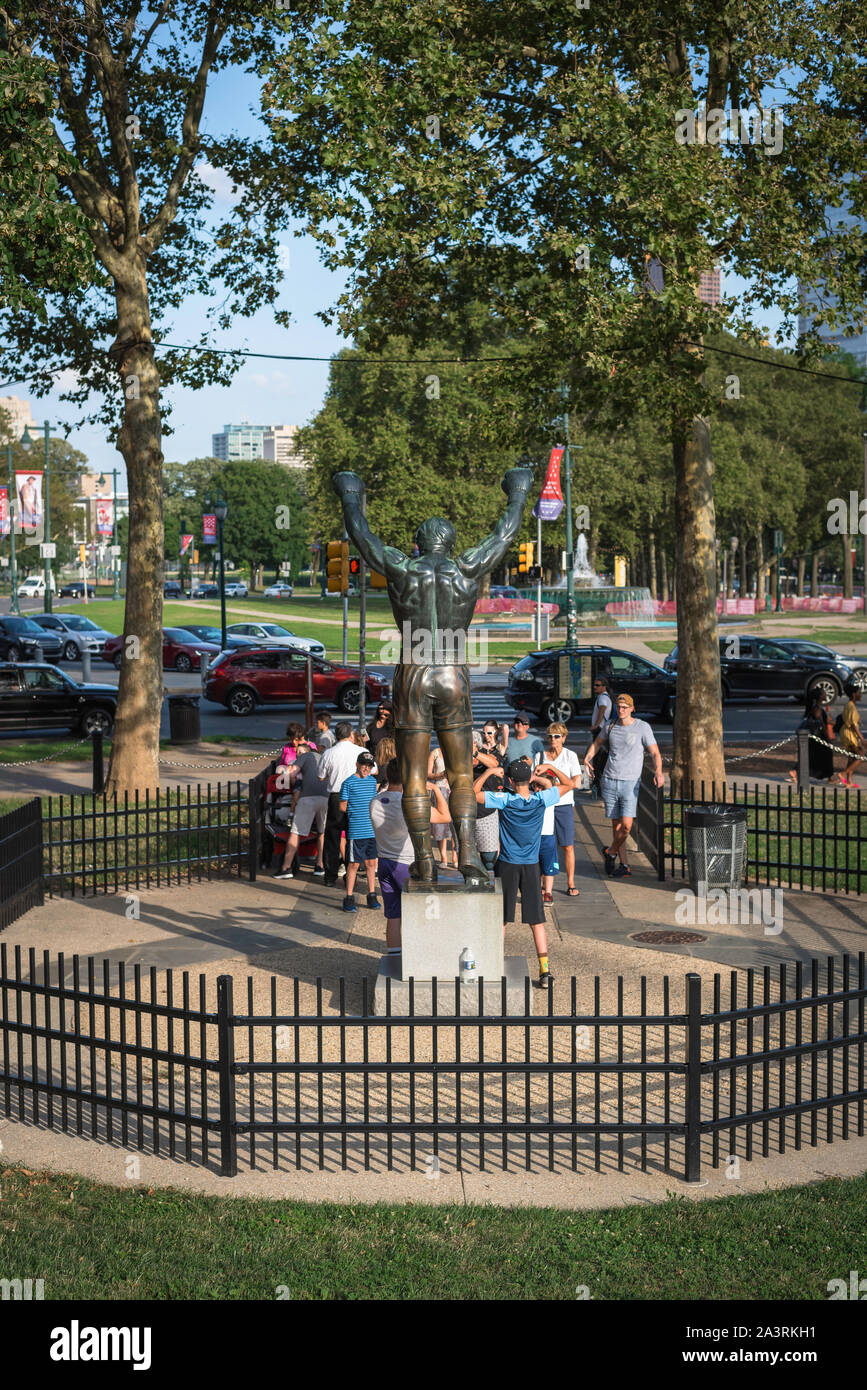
[630,930,708,945]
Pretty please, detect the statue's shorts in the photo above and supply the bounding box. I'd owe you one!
[392,663,472,734]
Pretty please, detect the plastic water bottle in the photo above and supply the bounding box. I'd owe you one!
[459,947,476,985]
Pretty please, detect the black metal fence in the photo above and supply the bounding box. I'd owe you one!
[639,768,867,894]
[2,946,863,1183]
[0,775,272,926]
[0,802,44,932]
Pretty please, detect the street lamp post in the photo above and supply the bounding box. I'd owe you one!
[5,442,20,615]
[562,407,578,649]
[213,494,228,650]
[98,469,120,599]
[20,421,52,612]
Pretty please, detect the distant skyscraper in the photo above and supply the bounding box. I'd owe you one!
[698,268,721,309]
[0,395,37,443]
[799,204,867,367]
[263,425,307,469]
[212,422,267,461]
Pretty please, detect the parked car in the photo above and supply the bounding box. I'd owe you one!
[204,647,390,716]
[225,621,325,656]
[773,639,867,690]
[30,613,114,661]
[191,583,220,598]
[663,636,852,703]
[103,627,221,672]
[164,580,187,599]
[223,581,248,597]
[58,580,96,598]
[0,616,42,663]
[506,645,676,725]
[0,614,63,663]
[263,581,294,598]
[180,624,258,652]
[0,662,116,735]
[17,574,55,598]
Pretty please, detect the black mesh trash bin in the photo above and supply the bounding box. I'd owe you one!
[684,804,747,892]
[168,694,201,745]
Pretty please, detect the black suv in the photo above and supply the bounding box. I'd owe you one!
[164,580,187,599]
[663,636,852,702]
[0,663,117,734]
[0,615,57,663]
[506,646,676,725]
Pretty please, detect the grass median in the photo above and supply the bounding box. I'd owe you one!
[0,1162,863,1299]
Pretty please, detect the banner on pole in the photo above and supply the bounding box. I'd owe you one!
[96,499,114,536]
[202,514,217,545]
[0,486,8,537]
[532,447,565,520]
[15,470,44,541]
[180,533,193,557]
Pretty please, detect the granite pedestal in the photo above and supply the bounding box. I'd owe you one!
[372,870,531,1015]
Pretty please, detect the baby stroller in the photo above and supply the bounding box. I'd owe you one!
[261,763,320,873]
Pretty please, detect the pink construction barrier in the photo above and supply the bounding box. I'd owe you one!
[782,596,861,613]
[474,597,559,615]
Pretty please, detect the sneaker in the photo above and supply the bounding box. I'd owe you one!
[342,895,356,912]
[273,868,294,880]
[538,970,554,989]
[613,862,631,877]
[313,866,325,877]
[366,893,381,910]
[338,864,346,877]
[603,851,617,876]
[323,877,338,887]
[542,890,554,904]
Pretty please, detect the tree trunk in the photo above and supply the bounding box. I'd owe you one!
[796,554,806,597]
[842,531,854,600]
[770,552,778,608]
[588,524,600,571]
[725,545,734,600]
[105,266,164,796]
[660,547,669,602]
[738,535,747,598]
[755,528,766,607]
[811,548,821,596]
[648,527,657,600]
[671,414,725,789]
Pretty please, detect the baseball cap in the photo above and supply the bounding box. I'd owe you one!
[508,758,533,783]
[356,752,376,766]
[514,715,529,726]
[615,693,634,709]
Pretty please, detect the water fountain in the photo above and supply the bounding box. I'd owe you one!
[526,531,676,628]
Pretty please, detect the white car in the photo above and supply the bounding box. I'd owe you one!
[263,581,293,598]
[226,621,324,656]
[17,575,53,598]
[224,581,248,597]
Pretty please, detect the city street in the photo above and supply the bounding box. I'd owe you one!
[0,652,808,748]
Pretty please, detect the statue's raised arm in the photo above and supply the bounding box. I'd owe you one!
[456,467,534,578]
[332,471,403,573]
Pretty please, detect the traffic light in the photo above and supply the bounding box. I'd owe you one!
[528,565,543,582]
[348,556,361,576]
[326,540,349,593]
[78,544,86,564]
[518,541,534,574]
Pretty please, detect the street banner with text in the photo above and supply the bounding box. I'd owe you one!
[202,514,217,545]
[532,447,565,520]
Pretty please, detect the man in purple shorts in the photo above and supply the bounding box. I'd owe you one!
[369,757,453,962]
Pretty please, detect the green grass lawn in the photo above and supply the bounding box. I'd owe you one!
[0,796,28,815]
[0,1163,863,1299]
[646,639,676,655]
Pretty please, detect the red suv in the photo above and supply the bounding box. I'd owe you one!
[103,627,221,672]
[204,646,390,716]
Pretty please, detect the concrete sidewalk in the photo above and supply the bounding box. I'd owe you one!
[1,809,866,1205]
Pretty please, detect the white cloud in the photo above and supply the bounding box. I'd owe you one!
[196,161,240,205]
[53,368,81,392]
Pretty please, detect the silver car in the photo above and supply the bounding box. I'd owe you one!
[31,613,116,662]
[225,621,325,656]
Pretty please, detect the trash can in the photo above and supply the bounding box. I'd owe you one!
[167,694,201,744]
[684,804,747,892]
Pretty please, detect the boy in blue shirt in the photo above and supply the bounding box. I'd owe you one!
[473,757,574,988]
[339,751,381,912]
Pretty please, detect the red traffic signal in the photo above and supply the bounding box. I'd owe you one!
[349,557,361,575]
